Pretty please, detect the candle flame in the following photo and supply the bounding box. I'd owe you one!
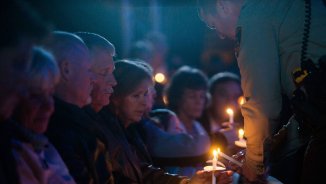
[227,109,233,115]
[213,150,217,156]
[239,129,244,136]
[163,95,168,104]
[155,73,165,83]
[218,148,220,153]
[238,96,245,105]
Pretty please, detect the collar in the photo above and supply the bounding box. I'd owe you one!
[52,97,98,130]
[10,119,48,151]
[83,106,104,123]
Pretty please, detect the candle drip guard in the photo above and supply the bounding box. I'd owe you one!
[204,160,226,171]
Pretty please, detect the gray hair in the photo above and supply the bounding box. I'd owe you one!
[29,47,59,90]
[75,32,115,57]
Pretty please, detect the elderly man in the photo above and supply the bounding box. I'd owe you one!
[198,0,326,183]
[76,32,234,184]
[0,0,50,183]
[44,31,115,184]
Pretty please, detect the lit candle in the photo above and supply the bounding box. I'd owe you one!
[212,150,217,184]
[227,109,234,124]
[218,151,243,167]
[239,129,244,140]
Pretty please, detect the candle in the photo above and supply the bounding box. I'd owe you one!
[227,109,234,124]
[239,129,244,140]
[218,151,243,167]
[212,150,217,184]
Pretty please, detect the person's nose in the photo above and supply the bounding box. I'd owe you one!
[42,96,55,113]
[106,73,117,87]
[141,95,148,106]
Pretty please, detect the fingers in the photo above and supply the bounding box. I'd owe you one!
[216,171,234,184]
[221,122,231,128]
[194,170,219,179]
[217,177,234,184]
[216,170,233,179]
[231,166,242,174]
[221,122,240,128]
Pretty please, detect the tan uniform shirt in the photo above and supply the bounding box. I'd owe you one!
[236,0,326,174]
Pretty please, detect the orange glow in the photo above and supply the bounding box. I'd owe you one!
[213,150,217,156]
[239,129,244,136]
[155,73,165,83]
[238,96,245,105]
[163,95,168,104]
[218,148,220,153]
[227,109,233,115]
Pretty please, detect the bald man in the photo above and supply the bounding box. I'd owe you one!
[44,31,114,184]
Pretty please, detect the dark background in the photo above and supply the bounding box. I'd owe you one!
[26,0,239,77]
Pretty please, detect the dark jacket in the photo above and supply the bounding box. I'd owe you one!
[0,121,19,184]
[45,97,114,184]
[97,106,189,184]
[83,106,141,184]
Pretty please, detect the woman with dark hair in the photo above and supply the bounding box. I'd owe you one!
[109,60,154,129]
[11,47,76,184]
[108,60,233,184]
[164,66,210,177]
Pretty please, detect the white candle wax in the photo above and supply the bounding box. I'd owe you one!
[227,109,234,124]
[218,151,243,167]
[239,129,244,140]
[212,150,217,184]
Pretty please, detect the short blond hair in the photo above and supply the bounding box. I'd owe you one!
[29,47,59,90]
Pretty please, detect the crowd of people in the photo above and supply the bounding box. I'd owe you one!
[0,0,244,184]
[3,0,325,183]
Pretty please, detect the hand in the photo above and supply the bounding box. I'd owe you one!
[230,150,267,183]
[230,150,246,172]
[220,122,239,129]
[189,170,234,184]
[219,122,240,146]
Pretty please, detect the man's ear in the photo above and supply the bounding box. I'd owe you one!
[60,60,71,81]
[216,0,229,15]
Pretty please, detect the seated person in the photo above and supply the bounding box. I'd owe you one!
[129,63,228,174]
[44,31,114,184]
[163,66,210,177]
[198,72,244,156]
[150,109,185,134]
[11,47,76,184]
[106,59,234,184]
[200,72,243,134]
[0,1,50,183]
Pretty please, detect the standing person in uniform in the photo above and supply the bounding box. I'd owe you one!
[197,0,326,183]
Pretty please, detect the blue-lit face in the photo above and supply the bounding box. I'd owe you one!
[115,79,150,127]
[179,89,206,120]
[199,6,239,40]
[90,47,117,108]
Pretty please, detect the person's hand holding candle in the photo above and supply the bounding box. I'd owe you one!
[188,170,234,184]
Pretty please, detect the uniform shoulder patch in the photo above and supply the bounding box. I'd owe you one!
[235,25,242,60]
